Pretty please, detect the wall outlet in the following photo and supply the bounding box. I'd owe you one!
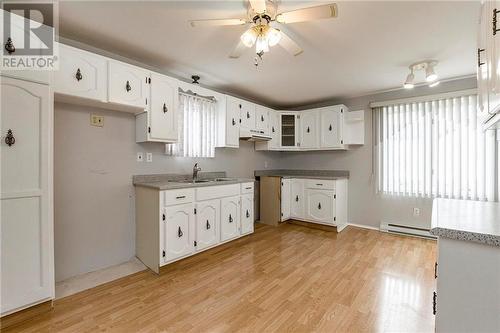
[90,114,104,127]
[413,207,420,217]
[146,153,153,162]
[137,152,144,162]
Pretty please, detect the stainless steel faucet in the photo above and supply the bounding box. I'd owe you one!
[192,163,201,181]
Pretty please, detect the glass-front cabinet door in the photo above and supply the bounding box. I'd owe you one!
[280,113,299,148]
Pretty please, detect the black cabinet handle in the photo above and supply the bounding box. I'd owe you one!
[271,126,275,133]
[4,129,15,147]
[433,292,437,315]
[478,48,485,67]
[306,126,310,133]
[434,262,438,279]
[75,68,83,81]
[206,220,211,230]
[232,118,236,126]
[246,111,250,119]
[318,203,322,210]
[163,103,168,113]
[125,81,131,92]
[239,104,242,109]
[229,214,233,223]
[175,195,186,199]
[494,8,499,35]
[178,226,183,238]
[162,214,165,221]
[261,115,264,122]
[295,195,299,202]
[4,37,15,54]
[329,124,332,131]
[246,210,250,218]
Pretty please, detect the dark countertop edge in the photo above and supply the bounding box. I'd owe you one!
[430,227,500,248]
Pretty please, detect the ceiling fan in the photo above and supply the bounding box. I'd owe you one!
[189,0,338,63]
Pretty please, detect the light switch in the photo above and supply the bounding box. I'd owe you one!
[137,152,144,162]
[90,114,104,127]
[146,153,153,162]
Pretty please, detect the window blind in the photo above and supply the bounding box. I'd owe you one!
[375,93,496,201]
[166,93,217,158]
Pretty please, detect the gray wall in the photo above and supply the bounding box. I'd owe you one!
[278,77,478,229]
[54,102,280,282]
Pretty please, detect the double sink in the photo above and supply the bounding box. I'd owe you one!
[176,178,238,184]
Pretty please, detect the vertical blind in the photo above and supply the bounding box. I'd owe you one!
[375,93,496,201]
[166,93,217,158]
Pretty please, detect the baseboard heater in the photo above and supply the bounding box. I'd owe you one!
[380,223,437,240]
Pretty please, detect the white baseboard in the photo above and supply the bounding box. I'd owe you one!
[347,223,380,231]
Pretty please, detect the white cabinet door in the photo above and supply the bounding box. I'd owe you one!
[108,61,148,109]
[163,204,194,262]
[300,111,319,149]
[239,100,256,130]
[306,190,335,224]
[478,2,491,117]
[225,98,241,147]
[195,200,220,251]
[220,196,240,242]
[149,73,178,141]
[255,105,270,135]
[486,0,500,115]
[290,179,305,219]
[269,110,280,149]
[240,194,254,235]
[1,77,53,315]
[320,107,343,148]
[280,113,299,149]
[281,178,291,221]
[54,44,107,102]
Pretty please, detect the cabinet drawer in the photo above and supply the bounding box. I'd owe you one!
[163,189,194,206]
[305,179,335,190]
[241,182,254,194]
[196,184,240,201]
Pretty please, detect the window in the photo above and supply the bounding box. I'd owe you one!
[166,92,217,158]
[374,92,496,201]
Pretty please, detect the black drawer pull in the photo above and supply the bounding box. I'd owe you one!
[494,8,499,35]
[478,48,485,67]
[295,195,299,202]
[433,292,437,315]
[246,111,250,119]
[316,183,323,186]
[163,103,168,113]
[229,214,233,223]
[175,195,186,199]
[272,126,275,133]
[125,80,131,92]
[306,126,310,133]
[246,210,250,218]
[245,187,252,190]
[178,226,183,238]
[329,124,332,131]
[232,118,236,126]
[5,37,15,54]
[318,203,322,210]
[4,129,15,147]
[434,262,438,279]
[75,68,83,81]
[206,220,211,230]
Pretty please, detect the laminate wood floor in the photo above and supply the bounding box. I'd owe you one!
[4,224,437,333]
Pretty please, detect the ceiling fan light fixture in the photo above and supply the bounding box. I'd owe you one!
[425,64,438,82]
[404,72,415,89]
[256,34,269,53]
[267,28,281,47]
[241,28,258,48]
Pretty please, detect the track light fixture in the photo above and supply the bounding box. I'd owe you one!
[403,60,439,89]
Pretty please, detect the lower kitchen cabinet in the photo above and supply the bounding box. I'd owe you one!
[281,179,291,221]
[220,196,240,242]
[290,179,305,218]
[305,189,335,224]
[135,182,254,273]
[163,203,195,262]
[195,199,220,251]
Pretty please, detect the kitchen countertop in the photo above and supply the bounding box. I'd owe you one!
[133,172,254,190]
[254,169,349,179]
[430,198,500,247]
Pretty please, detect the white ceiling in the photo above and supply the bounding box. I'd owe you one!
[59,1,480,108]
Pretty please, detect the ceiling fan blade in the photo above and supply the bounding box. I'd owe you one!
[278,31,303,56]
[190,18,246,27]
[249,0,266,13]
[276,3,338,24]
[229,40,249,59]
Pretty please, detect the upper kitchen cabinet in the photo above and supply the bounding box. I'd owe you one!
[108,60,149,110]
[220,96,242,148]
[238,99,256,131]
[136,73,178,143]
[319,106,343,149]
[479,0,500,129]
[300,110,319,149]
[255,109,280,151]
[280,112,300,149]
[255,105,270,135]
[54,44,107,102]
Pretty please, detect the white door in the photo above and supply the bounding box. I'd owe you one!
[149,73,178,141]
[240,194,254,235]
[239,100,256,130]
[195,200,220,251]
[220,196,240,242]
[1,77,54,315]
[108,61,148,109]
[281,178,291,221]
[320,107,342,148]
[300,111,319,149]
[163,204,194,262]
[255,105,270,134]
[306,190,335,224]
[225,98,241,147]
[54,44,107,102]
[290,179,305,219]
[269,111,280,149]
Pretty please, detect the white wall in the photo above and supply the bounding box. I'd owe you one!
[278,77,478,229]
[54,102,280,282]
